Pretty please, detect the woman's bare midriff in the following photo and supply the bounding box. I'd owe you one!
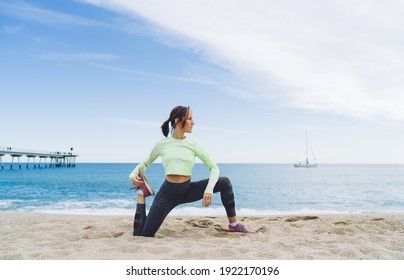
[166,174,191,183]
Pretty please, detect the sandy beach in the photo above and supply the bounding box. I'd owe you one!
[0,212,403,260]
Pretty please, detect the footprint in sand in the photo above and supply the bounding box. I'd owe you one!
[214,224,227,233]
[256,226,268,233]
[334,221,351,226]
[112,232,125,238]
[83,225,96,230]
[80,230,125,239]
[285,216,319,222]
[185,219,213,228]
[370,218,385,222]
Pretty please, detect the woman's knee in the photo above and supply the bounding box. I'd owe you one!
[219,176,232,188]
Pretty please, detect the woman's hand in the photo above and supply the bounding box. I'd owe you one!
[202,193,213,207]
[130,175,143,188]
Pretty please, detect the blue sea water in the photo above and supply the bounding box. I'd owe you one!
[0,163,403,216]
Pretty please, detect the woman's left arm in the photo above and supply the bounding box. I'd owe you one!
[195,142,219,207]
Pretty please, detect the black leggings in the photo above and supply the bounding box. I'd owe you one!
[133,176,236,237]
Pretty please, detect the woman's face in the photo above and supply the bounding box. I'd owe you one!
[183,111,194,133]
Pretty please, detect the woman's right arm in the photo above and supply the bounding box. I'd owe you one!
[129,141,160,181]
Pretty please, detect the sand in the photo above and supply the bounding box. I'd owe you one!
[0,212,403,260]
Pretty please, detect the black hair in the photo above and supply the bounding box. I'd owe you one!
[161,106,190,137]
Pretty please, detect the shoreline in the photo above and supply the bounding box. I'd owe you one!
[1,212,403,260]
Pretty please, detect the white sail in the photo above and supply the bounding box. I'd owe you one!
[294,132,317,168]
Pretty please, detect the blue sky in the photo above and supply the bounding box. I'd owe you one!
[1,0,403,164]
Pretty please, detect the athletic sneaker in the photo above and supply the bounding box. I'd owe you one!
[135,168,154,197]
[137,182,154,197]
[227,223,257,234]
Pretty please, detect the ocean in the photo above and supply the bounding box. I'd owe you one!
[0,163,403,216]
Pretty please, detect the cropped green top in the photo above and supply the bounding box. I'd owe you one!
[129,137,219,194]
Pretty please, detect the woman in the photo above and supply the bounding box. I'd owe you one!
[129,106,255,237]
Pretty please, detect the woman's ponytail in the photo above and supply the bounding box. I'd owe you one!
[161,119,170,137]
[161,106,190,137]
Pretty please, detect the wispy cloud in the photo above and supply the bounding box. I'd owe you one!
[105,117,248,134]
[88,62,217,84]
[32,37,49,44]
[83,0,404,122]
[39,52,120,62]
[0,1,107,27]
[1,24,24,34]
[104,118,160,128]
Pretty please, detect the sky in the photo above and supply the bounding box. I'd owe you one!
[1,0,404,164]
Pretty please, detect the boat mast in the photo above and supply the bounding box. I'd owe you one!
[305,131,309,164]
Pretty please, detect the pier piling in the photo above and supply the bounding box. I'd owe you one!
[10,155,22,169]
[0,147,78,170]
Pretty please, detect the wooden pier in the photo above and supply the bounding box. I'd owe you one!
[0,147,78,169]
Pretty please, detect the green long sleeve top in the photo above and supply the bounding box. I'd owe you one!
[129,137,219,194]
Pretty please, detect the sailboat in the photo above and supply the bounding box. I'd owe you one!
[294,132,317,168]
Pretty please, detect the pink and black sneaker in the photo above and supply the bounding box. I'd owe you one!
[227,223,257,234]
[130,168,154,197]
[137,182,154,197]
